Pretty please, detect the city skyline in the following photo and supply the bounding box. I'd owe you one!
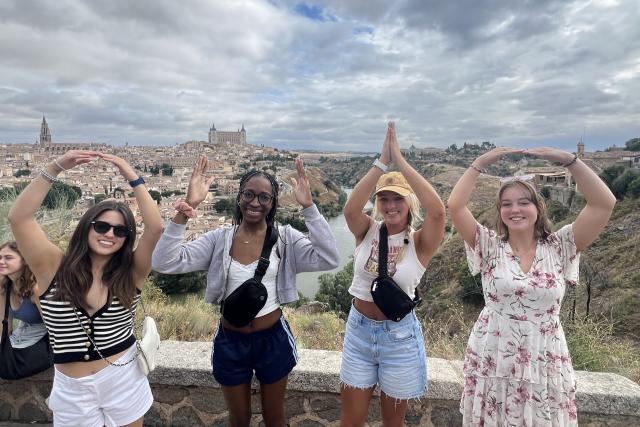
[0,1,638,152]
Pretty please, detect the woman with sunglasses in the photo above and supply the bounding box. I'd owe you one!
[152,155,339,427]
[8,150,163,427]
[448,147,616,426]
[340,122,446,426]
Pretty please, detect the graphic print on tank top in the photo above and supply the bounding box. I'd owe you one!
[363,237,405,277]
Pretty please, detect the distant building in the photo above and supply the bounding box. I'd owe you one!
[208,122,246,145]
[37,116,108,155]
[39,116,52,149]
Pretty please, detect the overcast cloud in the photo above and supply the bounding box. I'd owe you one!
[0,0,638,151]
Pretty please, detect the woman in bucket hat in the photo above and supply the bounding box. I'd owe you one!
[340,122,446,426]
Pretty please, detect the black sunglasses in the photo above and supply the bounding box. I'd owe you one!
[90,220,130,238]
[240,190,274,205]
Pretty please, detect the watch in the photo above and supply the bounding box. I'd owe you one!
[372,158,388,172]
[129,176,145,188]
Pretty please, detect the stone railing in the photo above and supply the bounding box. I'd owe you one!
[2,341,639,426]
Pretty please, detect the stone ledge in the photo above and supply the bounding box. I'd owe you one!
[3,340,640,425]
[150,340,640,417]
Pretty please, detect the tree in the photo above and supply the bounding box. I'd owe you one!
[150,271,207,294]
[628,176,640,198]
[456,263,484,306]
[43,181,82,209]
[148,190,162,203]
[215,198,236,217]
[600,165,625,189]
[13,169,31,178]
[315,260,353,318]
[94,193,107,204]
[624,137,640,151]
[161,163,173,176]
[611,169,640,199]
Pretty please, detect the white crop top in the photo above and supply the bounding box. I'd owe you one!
[349,221,426,302]
[225,246,281,318]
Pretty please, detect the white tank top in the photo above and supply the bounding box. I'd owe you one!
[225,247,281,318]
[349,221,426,302]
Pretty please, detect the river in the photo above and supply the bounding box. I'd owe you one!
[296,188,369,298]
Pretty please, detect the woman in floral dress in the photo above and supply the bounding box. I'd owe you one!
[448,147,616,426]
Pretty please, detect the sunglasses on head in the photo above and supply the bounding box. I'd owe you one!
[500,174,535,184]
[240,190,274,205]
[90,220,130,238]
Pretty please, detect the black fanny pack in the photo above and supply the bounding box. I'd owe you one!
[221,226,278,328]
[370,223,421,322]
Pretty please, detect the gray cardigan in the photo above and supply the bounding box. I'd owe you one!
[151,204,340,305]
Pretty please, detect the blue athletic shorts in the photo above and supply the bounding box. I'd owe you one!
[340,304,428,400]
[212,316,299,386]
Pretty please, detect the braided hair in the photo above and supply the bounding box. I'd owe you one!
[234,170,279,226]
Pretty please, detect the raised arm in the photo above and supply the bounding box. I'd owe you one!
[289,158,339,270]
[172,155,215,226]
[99,154,163,287]
[447,147,523,247]
[151,155,218,274]
[526,148,616,251]
[387,122,445,262]
[8,150,97,288]
[343,124,392,244]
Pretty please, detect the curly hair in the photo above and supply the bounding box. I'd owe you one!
[0,241,36,298]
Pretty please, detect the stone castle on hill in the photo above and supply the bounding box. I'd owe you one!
[208,122,246,145]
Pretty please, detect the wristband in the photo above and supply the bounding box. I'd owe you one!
[562,154,578,168]
[469,164,486,174]
[372,158,389,173]
[129,176,145,188]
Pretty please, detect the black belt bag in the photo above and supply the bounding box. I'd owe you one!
[370,223,421,322]
[0,283,54,380]
[221,226,278,328]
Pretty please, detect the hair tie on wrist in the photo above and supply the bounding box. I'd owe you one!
[562,154,578,168]
[469,164,486,174]
[174,200,198,219]
[53,159,68,172]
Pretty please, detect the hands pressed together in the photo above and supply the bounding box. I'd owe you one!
[472,146,576,170]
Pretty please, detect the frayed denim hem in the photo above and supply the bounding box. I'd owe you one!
[339,378,378,391]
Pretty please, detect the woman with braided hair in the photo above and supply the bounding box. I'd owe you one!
[152,155,339,427]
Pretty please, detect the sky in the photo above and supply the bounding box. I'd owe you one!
[0,0,638,152]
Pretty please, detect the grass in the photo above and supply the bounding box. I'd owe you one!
[141,282,640,384]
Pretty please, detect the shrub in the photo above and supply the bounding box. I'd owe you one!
[150,271,207,295]
[316,260,354,318]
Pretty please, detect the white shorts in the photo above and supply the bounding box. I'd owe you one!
[47,345,154,427]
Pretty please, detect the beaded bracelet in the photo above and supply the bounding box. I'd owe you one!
[469,164,487,174]
[562,154,578,168]
[39,169,59,183]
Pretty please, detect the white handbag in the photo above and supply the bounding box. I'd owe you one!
[136,316,161,376]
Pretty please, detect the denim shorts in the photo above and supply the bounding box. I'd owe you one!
[340,304,428,400]
[212,316,298,386]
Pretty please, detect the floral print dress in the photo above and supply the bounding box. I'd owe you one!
[460,223,579,427]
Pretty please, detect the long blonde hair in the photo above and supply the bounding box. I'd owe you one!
[372,192,423,230]
[495,180,552,241]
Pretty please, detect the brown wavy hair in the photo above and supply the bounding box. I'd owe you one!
[495,180,552,242]
[0,241,36,298]
[53,200,137,309]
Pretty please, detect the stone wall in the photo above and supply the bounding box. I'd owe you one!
[2,341,640,426]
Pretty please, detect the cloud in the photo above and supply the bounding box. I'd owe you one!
[0,0,638,151]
